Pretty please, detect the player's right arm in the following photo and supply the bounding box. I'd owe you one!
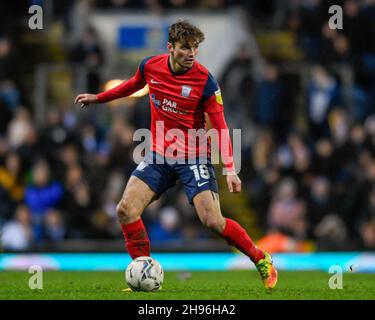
[74,58,149,107]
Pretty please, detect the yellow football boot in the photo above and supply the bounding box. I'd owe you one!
[255,252,278,291]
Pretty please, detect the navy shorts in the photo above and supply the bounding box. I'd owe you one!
[131,152,218,205]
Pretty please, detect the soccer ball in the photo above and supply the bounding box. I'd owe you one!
[125,256,164,292]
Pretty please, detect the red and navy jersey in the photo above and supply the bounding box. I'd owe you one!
[96,54,234,170]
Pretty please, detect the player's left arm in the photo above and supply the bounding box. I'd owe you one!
[207,110,241,193]
[203,73,241,193]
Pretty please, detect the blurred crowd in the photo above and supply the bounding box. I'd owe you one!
[226,0,375,252]
[1,0,375,252]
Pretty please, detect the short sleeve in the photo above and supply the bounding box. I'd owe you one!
[139,56,153,79]
[202,72,224,113]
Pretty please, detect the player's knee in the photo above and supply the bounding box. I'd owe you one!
[116,199,139,221]
[202,217,216,230]
[200,209,224,232]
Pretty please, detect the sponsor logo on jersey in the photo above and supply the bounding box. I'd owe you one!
[181,85,192,97]
[161,98,188,115]
[151,94,161,108]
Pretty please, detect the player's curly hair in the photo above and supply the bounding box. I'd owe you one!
[168,20,205,48]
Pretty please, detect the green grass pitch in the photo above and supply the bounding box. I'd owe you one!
[1,270,374,300]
